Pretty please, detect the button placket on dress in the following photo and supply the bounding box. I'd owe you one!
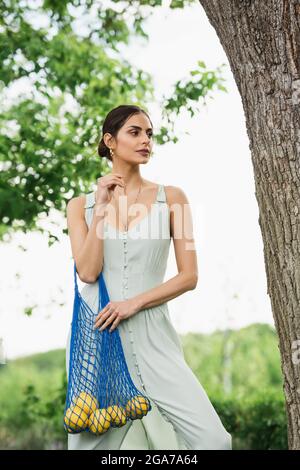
[121,230,128,298]
[120,229,147,393]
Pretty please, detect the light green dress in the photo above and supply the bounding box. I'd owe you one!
[65,184,232,450]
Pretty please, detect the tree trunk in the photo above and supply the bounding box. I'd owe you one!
[198,0,300,449]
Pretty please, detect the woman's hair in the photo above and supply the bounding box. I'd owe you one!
[97,105,153,162]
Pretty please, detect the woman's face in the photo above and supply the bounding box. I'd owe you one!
[108,113,153,163]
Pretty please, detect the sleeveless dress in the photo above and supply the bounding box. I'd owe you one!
[65,184,232,450]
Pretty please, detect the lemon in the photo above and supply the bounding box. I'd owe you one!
[106,404,127,427]
[88,408,111,435]
[64,405,89,431]
[125,395,150,419]
[73,391,98,416]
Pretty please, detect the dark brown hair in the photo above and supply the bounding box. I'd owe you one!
[97,105,153,162]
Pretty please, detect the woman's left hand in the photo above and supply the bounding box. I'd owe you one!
[93,298,141,333]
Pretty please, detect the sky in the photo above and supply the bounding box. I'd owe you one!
[0,1,274,361]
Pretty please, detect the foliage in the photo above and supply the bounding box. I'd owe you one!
[0,0,227,245]
[181,323,284,398]
[212,390,287,450]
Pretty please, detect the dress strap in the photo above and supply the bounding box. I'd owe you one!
[156,184,167,203]
[84,191,95,209]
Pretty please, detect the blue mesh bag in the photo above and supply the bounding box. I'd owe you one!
[64,262,152,435]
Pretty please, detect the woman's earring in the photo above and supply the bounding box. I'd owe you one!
[109,148,115,159]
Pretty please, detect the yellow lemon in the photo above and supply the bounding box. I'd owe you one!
[73,391,98,416]
[106,405,127,427]
[64,405,89,431]
[125,395,150,419]
[88,408,111,435]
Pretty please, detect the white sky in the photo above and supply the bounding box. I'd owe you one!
[0,1,274,361]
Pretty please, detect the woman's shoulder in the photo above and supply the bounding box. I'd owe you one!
[66,193,87,218]
[144,179,184,195]
[143,182,189,212]
[164,185,189,207]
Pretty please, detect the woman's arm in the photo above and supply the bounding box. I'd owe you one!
[66,196,107,283]
[133,185,198,310]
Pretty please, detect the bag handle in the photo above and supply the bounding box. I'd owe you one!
[73,261,110,311]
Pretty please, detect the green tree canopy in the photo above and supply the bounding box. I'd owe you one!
[0,0,227,244]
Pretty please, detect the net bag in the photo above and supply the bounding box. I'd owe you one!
[64,262,152,435]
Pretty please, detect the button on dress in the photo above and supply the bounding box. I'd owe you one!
[65,184,232,450]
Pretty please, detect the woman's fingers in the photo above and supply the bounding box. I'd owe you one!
[109,318,120,332]
[93,302,121,331]
[94,306,118,330]
[94,312,109,329]
[95,304,109,323]
[108,178,125,190]
[99,311,118,331]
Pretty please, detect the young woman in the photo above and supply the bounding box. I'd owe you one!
[65,104,232,450]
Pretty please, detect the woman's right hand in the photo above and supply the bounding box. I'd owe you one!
[95,173,125,205]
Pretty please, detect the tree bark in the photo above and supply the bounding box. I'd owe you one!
[198,0,300,449]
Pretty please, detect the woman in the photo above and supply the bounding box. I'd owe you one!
[65,104,232,450]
